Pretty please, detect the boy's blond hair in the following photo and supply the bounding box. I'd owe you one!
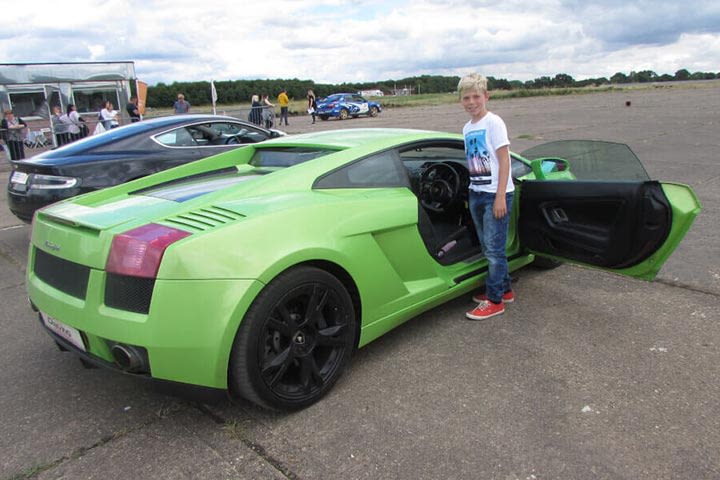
[457,73,488,99]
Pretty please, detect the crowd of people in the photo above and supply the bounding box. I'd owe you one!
[2,87,316,161]
[0,96,144,160]
[1,105,89,160]
[244,88,317,128]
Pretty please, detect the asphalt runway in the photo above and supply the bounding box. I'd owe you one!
[1,83,718,479]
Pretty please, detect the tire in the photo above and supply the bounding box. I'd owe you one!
[369,106,379,117]
[319,115,329,121]
[229,266,356,410]
[338,109,349,120]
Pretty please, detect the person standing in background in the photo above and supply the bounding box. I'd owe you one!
[126,96,141,122]
[51,105,69,147]
[307,89,317,124]
[174,93,191,114]
[248,95,263,126]
[261,94,275,129]
[1,110,28,160]
[64,104,83,142]
[277,88,289,126]
[99,101,119,130]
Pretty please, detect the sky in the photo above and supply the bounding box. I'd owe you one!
[2,0,719,86]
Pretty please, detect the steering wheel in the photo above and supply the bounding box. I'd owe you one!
[419,162,463,213]
[225,129,250,145]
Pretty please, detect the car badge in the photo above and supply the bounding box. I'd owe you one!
[44,240,61,252]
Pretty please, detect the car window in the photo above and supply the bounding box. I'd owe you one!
[154,122,269,148]
[511,155,532,178]
[521,140,650,181]
[400,144,532,180]
[315,150,407,188]
[186,124,219,145]
[400,145,465,171]
[249,147,336,168]
[215,122,268,143]
[155,127,197,147]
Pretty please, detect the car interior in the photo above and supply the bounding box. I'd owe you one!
[309,141,530,266]
[400,143,534,265]
[154,122,268,148]
[400,145,482,265]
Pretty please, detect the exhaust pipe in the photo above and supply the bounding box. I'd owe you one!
[110,344,148,373]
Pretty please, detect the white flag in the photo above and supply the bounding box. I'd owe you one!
[210,80,218,114]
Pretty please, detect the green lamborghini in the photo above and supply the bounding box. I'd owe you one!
[26,129,701,409]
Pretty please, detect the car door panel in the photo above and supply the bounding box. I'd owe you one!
[519,179,700,279]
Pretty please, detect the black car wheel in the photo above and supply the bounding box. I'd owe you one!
[369,106,379,117]
[229,266,356,410]
[319,115,329,121]
[338,109,349,120]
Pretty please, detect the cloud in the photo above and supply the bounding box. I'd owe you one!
[1,0,718,85]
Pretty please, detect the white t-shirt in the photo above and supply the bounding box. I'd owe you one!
[100,108,119,126]
[463,111,514,193]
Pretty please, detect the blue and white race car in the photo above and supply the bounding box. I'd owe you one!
[316,93,382,120]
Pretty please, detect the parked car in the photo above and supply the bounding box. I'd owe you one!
[315,93,381,120]
[7,114,284,221]
[26,129,700,410]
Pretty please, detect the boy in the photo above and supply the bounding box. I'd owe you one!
[459,73,515,320]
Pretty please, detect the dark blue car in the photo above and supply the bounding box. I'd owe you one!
[7,114,284,221]
[316,93,382,121]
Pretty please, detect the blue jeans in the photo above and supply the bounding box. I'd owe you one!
[468,190,514,303]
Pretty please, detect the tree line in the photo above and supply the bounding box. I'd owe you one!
[145,69,718,108]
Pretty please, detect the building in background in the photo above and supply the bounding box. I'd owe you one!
[0,62,143,147]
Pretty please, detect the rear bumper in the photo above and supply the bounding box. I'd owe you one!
[28,258,265,391]
[39,314,228,403]
[7,187,79,222]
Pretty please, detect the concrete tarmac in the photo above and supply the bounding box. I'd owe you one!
[1,83,718,479]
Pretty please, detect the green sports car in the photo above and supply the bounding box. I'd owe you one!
[26,129,701,410]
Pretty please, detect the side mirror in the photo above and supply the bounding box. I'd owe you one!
[530,157,569,180]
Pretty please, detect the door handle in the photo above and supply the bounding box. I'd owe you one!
[550,207,569,223]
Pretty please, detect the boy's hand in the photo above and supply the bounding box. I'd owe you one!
[493,195,507,218]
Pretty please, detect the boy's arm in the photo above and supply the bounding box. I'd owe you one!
[493,145,511,218]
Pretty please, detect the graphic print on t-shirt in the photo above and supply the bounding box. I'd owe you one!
[465,129,491,184]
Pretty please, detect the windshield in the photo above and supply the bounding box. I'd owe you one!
[521,140,650,181]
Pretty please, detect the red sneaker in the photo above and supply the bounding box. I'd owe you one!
[472,290,514,304]
[465,300,505,320]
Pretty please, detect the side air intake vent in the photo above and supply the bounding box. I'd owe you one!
[163,207,245,231]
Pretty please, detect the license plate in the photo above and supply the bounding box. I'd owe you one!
[41,312,86,352]
[10,171,29,185]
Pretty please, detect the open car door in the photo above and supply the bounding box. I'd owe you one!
[517,141,701,280]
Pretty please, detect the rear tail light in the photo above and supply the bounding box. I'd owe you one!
[30,173,79,189]
[106,224,191,278]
